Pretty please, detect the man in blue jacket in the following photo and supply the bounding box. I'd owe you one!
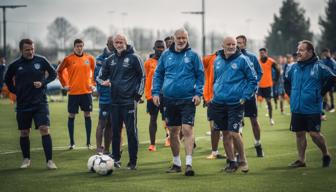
[320,48,336,113]
[94,36,114,154]
[236,35,264,157]
[100,34,145,170]
[208,36,257,173]
[285,40,335,168]
[152,28,204,176]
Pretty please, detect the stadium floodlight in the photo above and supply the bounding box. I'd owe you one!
[0,5,27,59]
[181,0,206,56]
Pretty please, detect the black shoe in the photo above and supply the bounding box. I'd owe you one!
[126,162,137,170]
[114,161,121,169]
[193,142,197,149]
[223,161,238,173]
[322,155,331,167]
[288,160,306,168]
[185,165,195,176]
[255,145,264,157]
[166,164,182,173]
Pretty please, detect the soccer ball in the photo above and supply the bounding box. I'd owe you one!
[93,155,115,176]
[87,155,100,172]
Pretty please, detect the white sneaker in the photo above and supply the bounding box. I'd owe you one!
[20,158,31,169]
[329,108,335,113]
[68,144,75,150]
[270,119,275,126]
[47,160,57,170]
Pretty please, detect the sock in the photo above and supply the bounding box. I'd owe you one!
[20,137,30,159]
[173,156,181,166]
[255,140,261,146]
[42,134,52,162]
[85,116,92,145]
[68,117,75,145]
[186,155,192,166]
[212,150,218,155]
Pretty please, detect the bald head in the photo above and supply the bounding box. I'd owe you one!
[106,36,114,52]
[222,36,237,58]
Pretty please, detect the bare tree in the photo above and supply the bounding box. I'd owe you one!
[82,26,107,49]
[47,17,78,50]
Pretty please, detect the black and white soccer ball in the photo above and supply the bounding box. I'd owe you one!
[87,154,100,172]
[93,155,115,176]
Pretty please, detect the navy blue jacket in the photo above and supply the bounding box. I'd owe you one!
[95,48,113,104]
[284,55,336,114]
[212,50,257,105]
[152,44,204,100]
[100,45,145,105]
[5,55,56,110]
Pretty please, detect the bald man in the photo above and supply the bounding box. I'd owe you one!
[100,34,145,170]
[208,36,257,173]
[152,28,204,176]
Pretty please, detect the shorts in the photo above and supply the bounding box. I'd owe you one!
[290,113,321,132]
[147,99,165,121]
[244,95,258,117]
[258,87,272,99]
[99,103,111,120]
[164,98,195,127]
[68,94,93,114]
[272,85,279,98]
[208,102,244,133]
[16,104,50,130]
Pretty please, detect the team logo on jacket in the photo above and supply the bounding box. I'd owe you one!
[123,58,130,67]
[110,60,117,66]
[84,60,90,65]
[34,63,41,70]
[231,63,238,69]
[184,57,191,63]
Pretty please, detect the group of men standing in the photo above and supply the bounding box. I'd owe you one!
[3,27,335,175]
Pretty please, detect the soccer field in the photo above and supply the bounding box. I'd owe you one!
[0,98,335,192]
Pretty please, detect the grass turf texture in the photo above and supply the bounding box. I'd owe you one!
[0,98,335,192]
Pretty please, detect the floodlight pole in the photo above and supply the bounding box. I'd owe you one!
[182,0,206,56]
[0,5,27,59]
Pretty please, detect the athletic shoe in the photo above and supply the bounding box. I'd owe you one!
[288,160,306,168]
[184,165,195,176]
[238,161,249,173]
[329,108,335,113]
[46,160,57,170]
[270,119,275,126]
[164,137,170,147]
[223,161,238,173]
[166,164,182,173]
[126,162,137,170]
[68,144,75,150]
[148,145,156,152]
[255,145,264,157]
[20,158,31,169]
[206,153,226,160]
[114,161,122,168]
[321,115,327,121]
[322,155,331,167]
[87,144,93,150]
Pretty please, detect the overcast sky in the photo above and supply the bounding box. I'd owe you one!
[1,0,328,48]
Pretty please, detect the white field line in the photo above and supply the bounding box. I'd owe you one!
[1,135,335,158]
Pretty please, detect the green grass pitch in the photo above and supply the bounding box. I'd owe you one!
[0,98,335,192]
